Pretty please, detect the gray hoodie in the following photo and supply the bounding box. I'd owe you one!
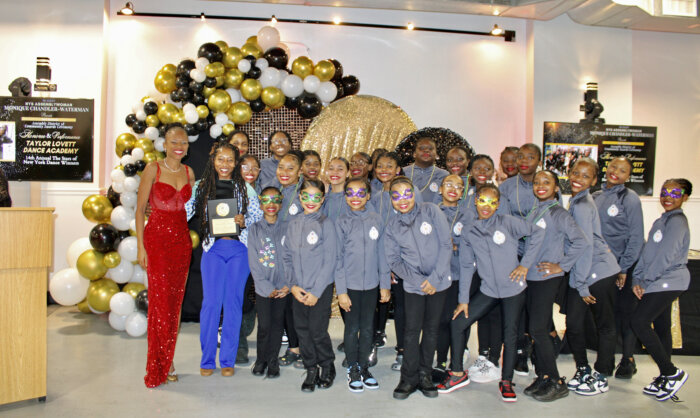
[247,218,289,297]
[632,209,690,294]
[369,186,424,227]
[403,164,449,203]
[384,202,452,295]
[438,203,477,280]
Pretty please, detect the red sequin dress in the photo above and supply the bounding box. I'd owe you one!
[143,164,192,388]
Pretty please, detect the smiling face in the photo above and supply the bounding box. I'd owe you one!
[299,185,324,213]
[533,171,558,201]
[327,159,349,186]
[475,188,500,220]
[660,181,688,212]
[375,156,400,185]
[228,132,249,156]
[259,190,282,217]
[269,132,291,159]
[446,148,469,176]
[350,153,371,178]
[516,146,540,176]
[301,155,321,181]
[345,180,370,211]
[605,157,632,187]
[568,160,597,196]
[470,158,495,186]
[276,155,300,186]
[500,149,518,178]
[440,174,465,205]
[413,138,437,167]
[390,182,415,214]
[164,127,189,161]
[213,147,236,180]
[240,156,260,184]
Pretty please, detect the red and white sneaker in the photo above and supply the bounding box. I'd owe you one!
[500,380,517,402]
[437,371,470,394]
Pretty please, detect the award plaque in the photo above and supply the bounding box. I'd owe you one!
[208,198,239,237]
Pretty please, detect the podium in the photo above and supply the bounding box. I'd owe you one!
[0,208,54,405]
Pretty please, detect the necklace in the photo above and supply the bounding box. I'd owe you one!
[163,159,182,173]
[410,164,437,193]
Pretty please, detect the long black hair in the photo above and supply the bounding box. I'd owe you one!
[195,142,249,239]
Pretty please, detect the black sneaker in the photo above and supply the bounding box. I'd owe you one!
[656,369,688,402]
[236,349,249,365]
[361,366,379,389]
[419,373,438,398]
[643,375,664,396]
[279,348,301,366]
[318,363,336,389]
[614,357,637,379]
[266,359,280,379]
[567,365,591,390]
[251,360,266,376]
[391,354,403,371]
[337,342,345,352]
[301,366,318,392]
[533,377,569,402]
[373,331,387,348]
[368,345,378,367]
[524,375,546,397]
[514,350,529,376]
[393,380,417,400]
[499,380,517,402]
[347,364,363,393]
[432,361,448,384]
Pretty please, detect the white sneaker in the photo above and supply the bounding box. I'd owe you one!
[468,355,487,375]
[470,360,501,383]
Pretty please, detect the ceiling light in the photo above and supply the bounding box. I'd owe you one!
[118,2,134,15]
[271,15,277,25]
[493,9,500,16]
[333,16,342,25]
[407,22,415,30]
[491,24,504,36]
[200,13,206,21]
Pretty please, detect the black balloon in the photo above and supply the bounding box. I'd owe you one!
[203,77,217,88]
[134,160,147,172]
[263,47,289,70]
[107,186,121,208]
[125,113,137,127]
[184,123,199,136]
[250,98,265,112]
[177,87,192,102]
[123,163,138,177]
[330,59,344,81]
[244,55,256,63]
[191,92,206,106]
[297,94,322,119]
[175,76,189,89]
[333,80,344,101]
[118,230,131,241]
[135,289,148,315]
[132,120,147,134]
[89,223,121,253]
[169,91,181,103]
[246,66,261,80]
[121,148,132,156]
[284,95,300,109]
[341,75,360,96]
[189,80,203,92]
[195,118,209,132]
[177,59,196,77]
[143,101,158,115]
[158,125,167,138]
[198,43,223,63]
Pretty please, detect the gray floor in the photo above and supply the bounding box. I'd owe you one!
[1,306,698,417]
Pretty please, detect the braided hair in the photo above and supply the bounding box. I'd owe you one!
[194,142,249,239]
[665,178,693,197]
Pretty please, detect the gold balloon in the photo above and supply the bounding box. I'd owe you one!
[87,278,119,312]
[314,60,336,82]
[215,40,228,51]
[222,123,235,136]
[215,76,224,87]
[77,249,108,280]
[227,102,252,125]
[174,111,186,124]
[204,62,225,78]
[143,152,157,164]
[223,47,243,69]
[123,282,146,299]
[240,79,262,101]
[77,298,91,314]
[207,90,232,113]
[241,42,263,59]
[103,251,121,269]
[224,69,244,89]
[196,105,210,119]
[82,195,113,223]
[161,63,177,75]
[154,70,176,94]
[157,103,178,124]
[202,86,216,98]
[190,230,200,249]
[115,133,137,157]
[261,86,284,108]
[292,56,314,78]
[246,35,258,44]
[145,114,160,127]
[136,138,155,154]
[155,151,166,161]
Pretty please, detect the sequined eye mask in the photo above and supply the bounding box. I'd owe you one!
[391,189,414,202]
[476,196,499,208]
[300,192,323,203]
[345,187,367,198]
[660,188,683,199]
[259,194,283,204]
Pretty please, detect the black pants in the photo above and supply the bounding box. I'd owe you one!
[284,294,299,348]
[437,281,460,365]
[402,289,447,385]
[527,279,562,379]
[631,290,682,376]
[392,276,406,351]
[293,284,335,368]
[477,306,503,364]
[451,290,526,380]
[256,294,287,364]
[344,287,379,367]
[374,297,389,333]
[565,275,617,375]
[616,276,640,359]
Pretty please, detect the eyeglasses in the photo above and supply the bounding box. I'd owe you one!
[446,156,466,164]
[660,188,684,199]
[259,194,283,205]
[345,187,368,198]
[241,164,260,172]
[442,182,464,191]
[300,192,323,203]
[391,189,414,202]
[350,160,368,167]
[476,196,499,208]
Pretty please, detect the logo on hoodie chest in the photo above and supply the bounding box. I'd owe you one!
[420,222,433,235]
[607,204,619,217]
[307,230,319,245]
[493,230,506,245]
[369,226,379,240]
[653,229,663,243]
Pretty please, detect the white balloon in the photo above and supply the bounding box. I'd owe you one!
[303,75,320,93]
[210,124,223,138]
[111,168,126,183]
[132,101,144,114]
[110,206,133,231]
[259,67,281,88]
[49,268,90,306]
[155,138,165,152]
[316,81,338,103]
[108,311,128,331]
[125,312,148,337]
[145,126,159,140]
[131,264,146,284]
[184,111,199,124]
[135,109,147,121]
[281,75,304,98]
[118,236,138,263]
[107,258,134,285]
[257,26,281,51]
[237,59,251,73]
[190,68,206,83]
[195,57,210,69]
[120,191,137,208]
[110,292,136,316]
[111,181,125,194]
[129,219,136,232]
[225,88,241,103]
[66,237,93,268]
[215,113,229,125]
[183,103,196,113]
[131,147,145,161]
[120,155,135,166]
[256,58,269,70]
[123,176,139,192]
[188,135,198,143]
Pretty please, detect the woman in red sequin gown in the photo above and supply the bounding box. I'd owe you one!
[136,125,195,388]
